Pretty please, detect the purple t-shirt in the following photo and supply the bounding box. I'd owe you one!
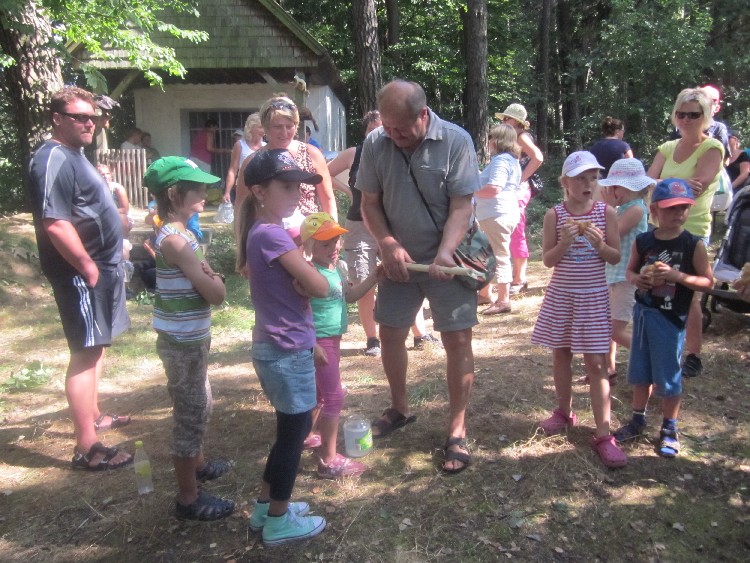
[247,222,315,350]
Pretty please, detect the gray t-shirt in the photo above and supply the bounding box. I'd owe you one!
[355,108,480,263]
[28,140,123,279]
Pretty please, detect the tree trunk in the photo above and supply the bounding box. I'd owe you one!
[352,0,383,116]
[0,2,64,168]
[385,0,400,46]
[534,0,552,155]
[464,0,488,163]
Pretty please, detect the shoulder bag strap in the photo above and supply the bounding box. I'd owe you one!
[398,150,442,232]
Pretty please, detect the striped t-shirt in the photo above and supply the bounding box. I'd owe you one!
[550,200,608,293]
[153,224,211,345]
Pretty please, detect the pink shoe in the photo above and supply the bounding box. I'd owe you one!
[303,433,321,450]
[317,453,366,480]
[538,408,577,435]
[591,435,628,468]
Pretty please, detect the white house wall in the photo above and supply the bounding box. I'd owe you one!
[133,83,346,157]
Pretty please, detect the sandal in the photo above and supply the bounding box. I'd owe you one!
[94,413,131,432]
[442,436,471,474]
[196,458,232,483]
[175,490,235,521]
[371,408,417,439]
[71,441,133,471]
[482,302,512,315]
[613,420,646,444]
[658,428,680,458]
[591,435,628,468]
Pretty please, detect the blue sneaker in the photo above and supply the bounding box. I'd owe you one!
[248,500,310,532]
[262,509,326,546]
[613,420,646,444]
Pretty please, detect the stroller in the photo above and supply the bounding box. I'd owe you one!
[701,184,750,329]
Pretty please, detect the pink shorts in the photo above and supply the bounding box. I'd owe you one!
[510,183,532,259]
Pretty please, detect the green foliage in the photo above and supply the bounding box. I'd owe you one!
[47,0,208,88]
[134,290,154,305]
[208,229,237,277]
[0,361,54,393]
[0,89,23,216]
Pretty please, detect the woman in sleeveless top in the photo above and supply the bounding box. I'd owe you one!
[224,112,265,203]
[237,95,336,234]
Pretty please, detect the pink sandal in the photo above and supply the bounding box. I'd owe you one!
[591,435,628,468]
[538,408,577,435]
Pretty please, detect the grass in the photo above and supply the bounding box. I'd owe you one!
[0,214,749,561]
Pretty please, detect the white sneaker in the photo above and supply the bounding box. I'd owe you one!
[248,500,310,532]
[262,509,326,546]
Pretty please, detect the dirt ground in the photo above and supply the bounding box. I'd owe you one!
[0,214,749,562]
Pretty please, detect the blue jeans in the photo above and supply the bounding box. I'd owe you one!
[251,342,316,414]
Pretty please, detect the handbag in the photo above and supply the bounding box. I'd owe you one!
[400,153,496,290]
[528,172,544,198]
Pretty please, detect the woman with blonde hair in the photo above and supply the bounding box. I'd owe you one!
[495,103,544,294]
[237,95,336,232]
[224,112,265,204]
[647,87,724,378]
[476,123,522,314]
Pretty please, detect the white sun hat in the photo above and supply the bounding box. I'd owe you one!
[562,151,604,177]
[598,158,656,191]
[494,103,530,130]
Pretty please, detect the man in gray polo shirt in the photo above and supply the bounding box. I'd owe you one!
[356,80,480,473]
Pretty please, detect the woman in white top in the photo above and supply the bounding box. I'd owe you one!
[224,112,265,204]
[476,124,522,314]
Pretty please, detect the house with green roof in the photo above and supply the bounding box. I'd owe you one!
[82,0,349,182]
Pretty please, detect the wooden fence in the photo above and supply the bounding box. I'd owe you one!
[95,149,150,208]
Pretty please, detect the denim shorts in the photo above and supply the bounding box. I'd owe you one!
[628,303,684,397]
[251,342,317,414]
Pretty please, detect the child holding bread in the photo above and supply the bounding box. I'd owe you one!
[614,178,713,457]
[531,151,626,468]
[598,158,654,382]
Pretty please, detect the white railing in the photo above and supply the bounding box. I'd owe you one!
[95,149,150,208]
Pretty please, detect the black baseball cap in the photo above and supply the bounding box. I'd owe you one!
[244,149,322,186]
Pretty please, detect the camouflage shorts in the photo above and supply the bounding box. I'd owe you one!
[157,335,212,458]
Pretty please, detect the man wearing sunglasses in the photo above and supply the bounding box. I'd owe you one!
[27,87,133,472]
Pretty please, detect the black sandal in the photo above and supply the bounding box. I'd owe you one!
[371,408,417,439]
[71,442,133,471]
[175,491,235,521]
[442,436,471,474]
[94,413,131,432]
[196,459,232,483]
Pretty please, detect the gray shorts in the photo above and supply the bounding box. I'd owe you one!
[157,335,213,458]
[50,268,129,353]
[375,274,478,332]
[343,219,378,283]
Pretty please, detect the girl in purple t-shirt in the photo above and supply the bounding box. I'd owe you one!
[236,149,330,546]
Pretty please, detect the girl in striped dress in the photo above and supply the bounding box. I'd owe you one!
[531,151,627,468]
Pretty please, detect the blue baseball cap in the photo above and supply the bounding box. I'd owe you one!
[651,178,695,208]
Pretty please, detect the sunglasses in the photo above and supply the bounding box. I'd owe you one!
[59,111,98,124]
[675,111,703,120]
[268,101,296,112]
